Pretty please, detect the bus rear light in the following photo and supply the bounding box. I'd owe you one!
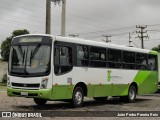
[41,78,48,89]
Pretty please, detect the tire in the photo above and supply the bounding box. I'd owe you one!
[128,85,137,103]
[120,85,137,103]
[93,97,108,102]
[72,87,84,108]
[34,98,47,105]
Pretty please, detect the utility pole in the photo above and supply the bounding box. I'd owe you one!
[46,0,51,34]
[102,34,111,43]
[136,25,148,49]
[61,0,66,36]
[49,0,66,36]
[129,33,132,46]
[128,32,135,47]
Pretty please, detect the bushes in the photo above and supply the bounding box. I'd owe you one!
[2,74,7,84]
[1,37,11,61]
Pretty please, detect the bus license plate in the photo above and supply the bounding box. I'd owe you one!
[21,92,28,96]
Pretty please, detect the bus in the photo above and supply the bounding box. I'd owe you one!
[158,53,160,88]
[7,34,158,107]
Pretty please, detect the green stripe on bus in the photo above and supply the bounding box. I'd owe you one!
[133,71,158,94]
[149,50,158,55]
[7,71,158,100]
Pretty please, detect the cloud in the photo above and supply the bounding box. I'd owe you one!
[0,0,160,49]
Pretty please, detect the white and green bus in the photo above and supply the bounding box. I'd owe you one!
[7,34,158,107]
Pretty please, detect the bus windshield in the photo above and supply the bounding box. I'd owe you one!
[9,36,52,76]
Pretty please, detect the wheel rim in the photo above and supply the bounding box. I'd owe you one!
[129,89,135,100]
[75,91,82,105]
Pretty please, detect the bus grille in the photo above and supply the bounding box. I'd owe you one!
[12,83,40,88]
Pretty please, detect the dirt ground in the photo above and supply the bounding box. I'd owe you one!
[0,91,160,120]
[0,61,160,120]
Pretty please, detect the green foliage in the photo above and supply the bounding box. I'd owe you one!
[0,29,29,61]
[152,44,160,53]
[2,74,7,84]
[152,47,159,52]
[12,29,29,37]
[1,37,11,61]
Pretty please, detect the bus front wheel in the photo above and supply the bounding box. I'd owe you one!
[72,87,84,108]
[34,98,47,105]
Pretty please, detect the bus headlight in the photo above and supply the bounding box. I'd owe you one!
[41,78,48,89]
[7,76,11,87]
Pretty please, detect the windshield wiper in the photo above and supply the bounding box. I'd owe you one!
[31,44,41,59]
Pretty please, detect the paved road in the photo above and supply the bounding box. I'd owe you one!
[0,91,160,120]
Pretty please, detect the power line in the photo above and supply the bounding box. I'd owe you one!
[0,3,117,33]
[78,26,135,35]
[1,0,125,33]
[0,5,93,32]
[0,18,43,29]
[83,30,135,39]
[0,6,46,19]
[0,1,146,35]
[7,0,132,30]
[0,11,45,23]
[1,0,45,15]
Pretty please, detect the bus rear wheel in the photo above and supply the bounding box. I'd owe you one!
[120,85,136,103]
[93,97,108,102]
[128,85,136,102]
[34,98,47,105]
[72,87,84,108]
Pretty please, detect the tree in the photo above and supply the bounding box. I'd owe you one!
[152,44,160,53]
[0,29,29,61]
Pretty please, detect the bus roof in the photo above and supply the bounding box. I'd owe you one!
[56,36,157,54]
[13,34,53,39]
[12,34,157,55]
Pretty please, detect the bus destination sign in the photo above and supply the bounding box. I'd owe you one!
[19,37,42,43]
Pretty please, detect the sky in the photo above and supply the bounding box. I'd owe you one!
[0,0,160,49]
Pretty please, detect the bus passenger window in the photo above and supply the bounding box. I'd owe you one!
[123,51,135,69]
[54,45,72,75]
[107,49,122,68]
[136,53,147,70]
[90,47,106,67]
[148,55,157,70]
[77,45,89,66]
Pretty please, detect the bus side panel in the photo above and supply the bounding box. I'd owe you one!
[52,85,73,100]
[134,71,158,94]
[112,84,129,96]
[87,85,94,97]
[93,85,112,97]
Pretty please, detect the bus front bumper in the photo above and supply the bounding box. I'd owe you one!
[7,87,52,99]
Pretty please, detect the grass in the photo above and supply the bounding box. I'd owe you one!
[0,83,7,91]
[0,58,4,62]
